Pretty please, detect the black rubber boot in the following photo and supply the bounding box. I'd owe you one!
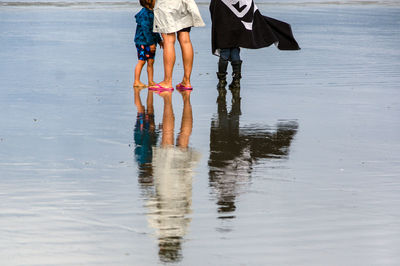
[229,60,242,102]
[216,58,228,98]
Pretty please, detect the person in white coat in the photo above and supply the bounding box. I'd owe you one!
[150,0,205,93]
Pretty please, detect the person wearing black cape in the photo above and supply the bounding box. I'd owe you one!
[210,0,300,101]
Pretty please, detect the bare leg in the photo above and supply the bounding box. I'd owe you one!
[177,31,193,88]
[146,89,155,131]
[147,59,155,86]
[158,33,176,89]
[134,60,147,87]
[133,86,145,114]
[177,90,192,148]
[146,89,154,115]
[159,92,174,146]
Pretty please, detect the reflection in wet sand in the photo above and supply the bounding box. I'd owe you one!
[209,96,298,219]
[133,89,200,263]
[133,87,159,189]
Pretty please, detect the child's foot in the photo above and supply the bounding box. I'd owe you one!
[133,81,147,88]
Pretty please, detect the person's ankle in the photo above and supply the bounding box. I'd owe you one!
[181,79,191,86]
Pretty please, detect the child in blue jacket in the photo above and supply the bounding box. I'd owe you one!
[134,0,163,88]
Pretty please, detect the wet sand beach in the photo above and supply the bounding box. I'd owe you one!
[1,3,400,265]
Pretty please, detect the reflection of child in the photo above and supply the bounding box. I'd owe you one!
[134,112,158,167]
[134,0,163,88]
[133,86,159,179]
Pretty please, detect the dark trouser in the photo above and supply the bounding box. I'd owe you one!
[219,48,241,62]
[218,47,241,75]
[217,48,242,101]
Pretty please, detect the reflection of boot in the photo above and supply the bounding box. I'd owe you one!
[217,91,226,104]
[217,93,227,115]
[216,58,228,96]
[229,60,242,102]
[230,97,241,116]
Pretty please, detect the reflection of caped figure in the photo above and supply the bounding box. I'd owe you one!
[208,96,298,217]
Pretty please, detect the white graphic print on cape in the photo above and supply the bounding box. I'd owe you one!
[220,0,258,30]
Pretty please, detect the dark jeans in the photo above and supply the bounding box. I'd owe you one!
[220,48,241,62]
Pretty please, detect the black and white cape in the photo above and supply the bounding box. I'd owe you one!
[210,0,300,55]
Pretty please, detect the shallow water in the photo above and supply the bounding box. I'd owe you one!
[1,4,400,266]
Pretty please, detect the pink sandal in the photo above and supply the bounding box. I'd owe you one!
[149,83,174,94]
[176,83,193,92]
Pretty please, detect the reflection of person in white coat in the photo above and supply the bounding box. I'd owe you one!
[151,0,205,93]
[145,89,201,263]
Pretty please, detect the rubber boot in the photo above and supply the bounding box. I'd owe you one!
[216,58,228,100]
[229,60,242,102]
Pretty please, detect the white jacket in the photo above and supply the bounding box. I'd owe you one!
[153,0,205,33]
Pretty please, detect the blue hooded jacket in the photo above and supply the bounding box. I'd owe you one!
[134,8,162,46]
